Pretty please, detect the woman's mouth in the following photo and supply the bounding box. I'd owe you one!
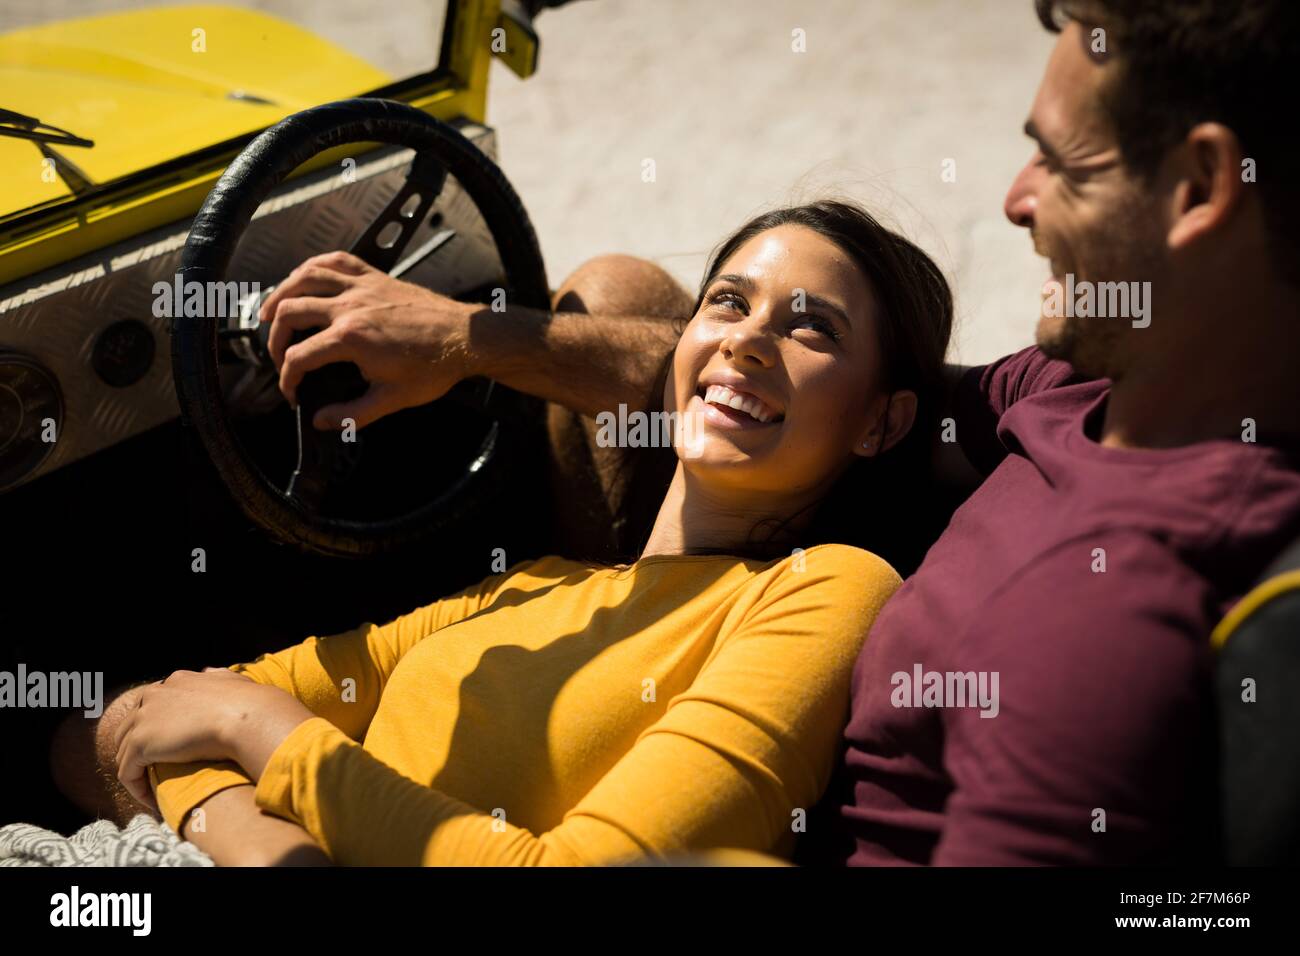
[695,383,784,428]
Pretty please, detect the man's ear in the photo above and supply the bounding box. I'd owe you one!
[1166,122,1248,252]
[854,390,918,458]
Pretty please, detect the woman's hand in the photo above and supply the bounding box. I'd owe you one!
[258,250,482,431]
[113,668,315,811]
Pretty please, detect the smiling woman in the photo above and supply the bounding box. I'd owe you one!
[69,199,957,867]
[622,200,955,575]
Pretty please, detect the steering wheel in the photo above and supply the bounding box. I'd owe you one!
[173,98,548,558]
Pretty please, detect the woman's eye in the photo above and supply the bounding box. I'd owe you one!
[709,292,745,311]
[793,316,841,341]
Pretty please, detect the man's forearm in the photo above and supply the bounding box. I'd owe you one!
[467,305,678,418]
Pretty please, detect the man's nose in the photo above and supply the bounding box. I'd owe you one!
[1004,159,1041,228]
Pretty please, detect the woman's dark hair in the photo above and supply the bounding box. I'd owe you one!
[615,199,955,576]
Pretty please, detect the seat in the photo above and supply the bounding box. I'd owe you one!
[1213,534,1300,865]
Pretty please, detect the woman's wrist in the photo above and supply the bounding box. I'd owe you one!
[244,714,313,782]
[215,687,316,782]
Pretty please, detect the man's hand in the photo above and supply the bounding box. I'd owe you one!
[258,250,479,430]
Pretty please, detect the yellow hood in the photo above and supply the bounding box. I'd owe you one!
[0,4,393,220]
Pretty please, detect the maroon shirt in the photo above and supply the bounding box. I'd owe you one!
[831,347,1300,865]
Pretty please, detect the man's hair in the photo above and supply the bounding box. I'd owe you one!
[1035,0,1299,284]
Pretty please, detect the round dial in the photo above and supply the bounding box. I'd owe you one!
[0,352,64,492]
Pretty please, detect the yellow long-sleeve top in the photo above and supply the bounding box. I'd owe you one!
[151,544,900,865]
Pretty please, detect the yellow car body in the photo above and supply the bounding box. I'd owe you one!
[0,0,506,285]
[0,6,391,215]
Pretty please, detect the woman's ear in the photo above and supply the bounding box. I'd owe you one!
[853,390,918,458]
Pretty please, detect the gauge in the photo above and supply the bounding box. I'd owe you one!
[92,319,155,388]
[0,352,64,492]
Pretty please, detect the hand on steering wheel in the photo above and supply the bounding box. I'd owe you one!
[173,97,549,558]
[258,250,479,431]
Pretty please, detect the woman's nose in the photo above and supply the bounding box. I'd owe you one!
[1004,158,1041,228]
[722,314,778,367]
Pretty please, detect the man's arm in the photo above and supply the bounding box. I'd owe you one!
[467,304,678,418]
[932,362,983,496]
[930,343,1099,495]
[259,251,681,430]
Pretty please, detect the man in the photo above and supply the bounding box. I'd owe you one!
[62,1,1300,864]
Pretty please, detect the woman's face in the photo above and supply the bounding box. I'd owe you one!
[666,223,906,499]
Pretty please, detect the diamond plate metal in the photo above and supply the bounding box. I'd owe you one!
[0,123,503,493]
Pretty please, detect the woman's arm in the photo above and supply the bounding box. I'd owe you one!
[182,786,331,867]
[239,547,901,865]
[147,562,530,833]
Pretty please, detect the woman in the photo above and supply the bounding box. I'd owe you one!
[113,200,953,866]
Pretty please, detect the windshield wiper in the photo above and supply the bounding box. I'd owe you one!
[0,108,94,148]
[0,107,96,196]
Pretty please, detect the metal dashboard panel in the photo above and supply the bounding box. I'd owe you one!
[0,122,502,493]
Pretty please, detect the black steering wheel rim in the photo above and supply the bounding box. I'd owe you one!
[174,98,548,558]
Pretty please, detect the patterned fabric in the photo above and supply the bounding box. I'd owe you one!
[0,814,213,867]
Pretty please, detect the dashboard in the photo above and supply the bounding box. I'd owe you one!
[0,122,502,493]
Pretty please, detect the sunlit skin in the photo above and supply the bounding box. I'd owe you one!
[641,224,916,556]
[1003,22,1296,449]
[1005,21,1165,381]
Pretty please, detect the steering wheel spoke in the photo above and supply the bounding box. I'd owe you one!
[350,152,447,273]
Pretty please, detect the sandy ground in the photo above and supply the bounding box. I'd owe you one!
[493,0,1055,363]
[5,0,1055,363]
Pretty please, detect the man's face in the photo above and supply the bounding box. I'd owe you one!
[1004,22,1167,378]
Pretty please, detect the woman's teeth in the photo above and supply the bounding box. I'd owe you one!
[703,384,780,423]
